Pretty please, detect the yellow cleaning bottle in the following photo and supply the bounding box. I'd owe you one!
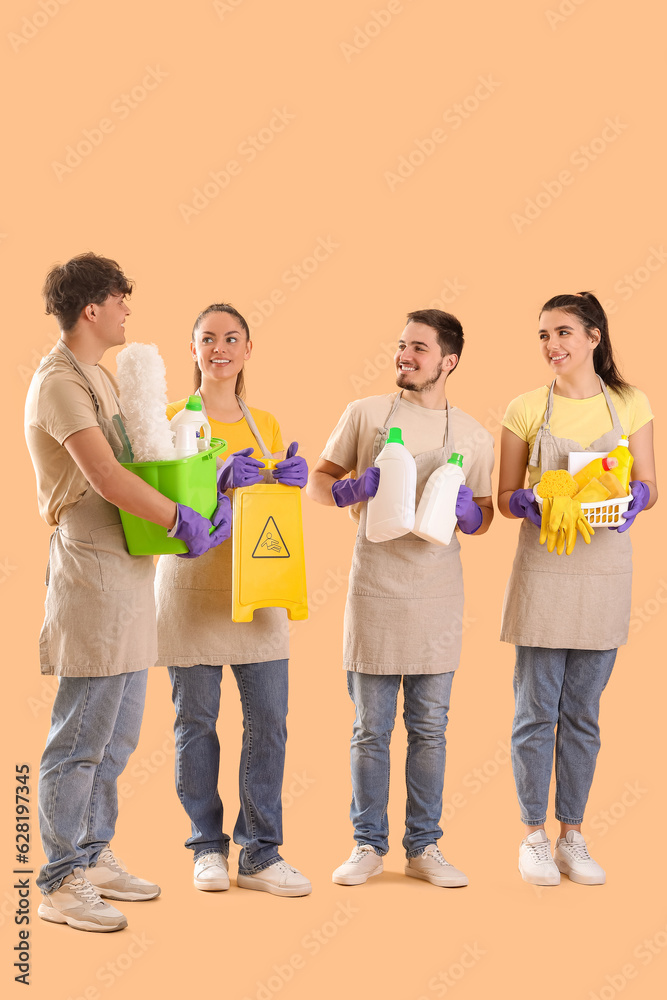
[605,436,634,492]
[573,455,619,492]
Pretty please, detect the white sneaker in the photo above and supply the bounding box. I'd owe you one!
[405,845,468,887]
[85,846,160,901]
[194,851,230,891]
[332,845,383,885]
[237,859,312,897]
[555,831,606,885]
[518,829,560,886]
[38,869,127,932]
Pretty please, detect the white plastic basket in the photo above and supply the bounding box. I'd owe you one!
[535,490,633,528]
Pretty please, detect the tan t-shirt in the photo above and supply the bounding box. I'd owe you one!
[320,392,495,523]
[24,348,120,526]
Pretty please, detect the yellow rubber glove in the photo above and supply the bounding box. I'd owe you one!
[565,500,580,555]
[547,495,569,553]
[539,496,552,546]
[557,523,567,555]
[575,506,595,544]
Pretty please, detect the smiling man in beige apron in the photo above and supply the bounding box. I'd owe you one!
[308,309,494,887]
[25,254,231,932]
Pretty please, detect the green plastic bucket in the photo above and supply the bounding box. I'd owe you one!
[119,438,227,555]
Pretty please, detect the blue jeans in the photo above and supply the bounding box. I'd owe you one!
[37,670,148,895]
[168,660,288,874]
[511,646,617,825]
[347,670,454,857]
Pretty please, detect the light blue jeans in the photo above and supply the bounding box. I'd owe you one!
[347,670,454,857]
[511,646,617,825]
[168,660,288,874]
[37,670,148,895]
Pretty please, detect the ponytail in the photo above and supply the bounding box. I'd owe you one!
[540,291,632,395]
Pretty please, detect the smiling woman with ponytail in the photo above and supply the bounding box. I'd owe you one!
[497,290,657,889]
[154,301,312,899]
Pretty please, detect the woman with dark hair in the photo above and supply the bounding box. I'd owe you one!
[498,292,657,886]
[155,303,311,897]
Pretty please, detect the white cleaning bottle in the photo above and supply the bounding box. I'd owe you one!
[366,427,417,543]
[413,452,465,546]
[170,395,211,459]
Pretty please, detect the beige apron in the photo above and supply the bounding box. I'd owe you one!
[500,378,632,650]
[155,396,289,667]
[344,394,465,675]
[39,343,157,677]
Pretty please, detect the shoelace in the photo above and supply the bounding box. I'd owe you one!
[273,861,298,876]
[68,876,104,906]
[562,840,592,862]
[197,852,226,868]
[526,841,554,866]
[421,847,452,867]
[348,846,375,864]
[97,848,126,874]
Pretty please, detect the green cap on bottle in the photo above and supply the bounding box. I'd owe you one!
[447,452,464,467]
[387,427,404,445]
[185,395,203,411]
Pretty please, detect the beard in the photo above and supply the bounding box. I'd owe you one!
[395,360,443,392]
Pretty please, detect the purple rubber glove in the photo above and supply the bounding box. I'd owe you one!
[508,488,541,528]
[174,496,232,559]
[217,447,265,490]
[272,442,308,488]
[331,467,380,508]
[609,481,650,533]
[455,484,484,534]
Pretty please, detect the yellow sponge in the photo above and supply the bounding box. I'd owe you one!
[535,470,578,499]
[599,471,628,499]
[574,479,611,503]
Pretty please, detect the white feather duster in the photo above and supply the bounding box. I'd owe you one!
[115,343,175,462]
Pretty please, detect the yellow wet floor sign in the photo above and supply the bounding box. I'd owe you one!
[232,484,308,622]
[253,517,289,557]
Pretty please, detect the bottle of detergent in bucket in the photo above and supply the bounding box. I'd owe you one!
[605,436,634,492]
[366,427,417,543]
[413,452,466,546]
[170,396,211,459]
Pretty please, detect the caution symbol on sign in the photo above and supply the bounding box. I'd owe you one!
[252,516,290,559]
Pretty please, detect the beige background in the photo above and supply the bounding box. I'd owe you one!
[2,1,666,997]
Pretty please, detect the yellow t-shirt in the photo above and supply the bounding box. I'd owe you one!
[503,384,653,487]
[166,399,283,460]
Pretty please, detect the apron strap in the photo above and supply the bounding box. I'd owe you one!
[598,378,626,435]
[55,340,123,416]
[195,390,275,460]
[373,393,451,460]
[529,380,555,468]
